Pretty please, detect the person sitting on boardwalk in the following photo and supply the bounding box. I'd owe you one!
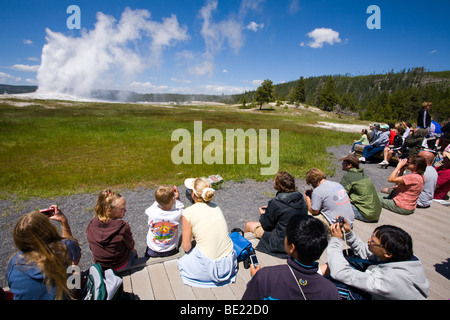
[404,128,428,158]
[245,171,308,258]
[144,185,184,257]
[379,123,408,167]
[416,151,438,208]
[322,219,429,300]
[304,168,355,227]
[350,129,369,153]
[177,177,237,288]
[7,207,81,300]
[242,215,340,300]
[378,156,427,215]
[339,155,381,222]
[434,145,450,200]
[359,124,390,163]
[86,190,137,271]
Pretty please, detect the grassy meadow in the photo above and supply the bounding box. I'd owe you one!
[0,98,360,199]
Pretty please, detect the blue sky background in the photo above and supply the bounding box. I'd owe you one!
[1,0,449,96]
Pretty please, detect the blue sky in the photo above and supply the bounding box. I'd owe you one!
[1,0,449,96]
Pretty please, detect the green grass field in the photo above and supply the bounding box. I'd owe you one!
[0,99,359,199]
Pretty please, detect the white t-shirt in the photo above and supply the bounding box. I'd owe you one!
[182,202,233,260]
[145,200,184,253]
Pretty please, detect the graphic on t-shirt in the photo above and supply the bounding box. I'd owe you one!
[332,187,350,206]
[149,220,178,244]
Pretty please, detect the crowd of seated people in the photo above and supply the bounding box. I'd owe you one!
[5,106,449,301]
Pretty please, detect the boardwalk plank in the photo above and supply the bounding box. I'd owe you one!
[164,259,196,300]
[129,267,154,300]
[212,285,237,300]
[147,263,175,300]
[229,273,249,299]
[192,287,217,300]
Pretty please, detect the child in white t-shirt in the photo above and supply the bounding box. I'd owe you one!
[144,185,184,257]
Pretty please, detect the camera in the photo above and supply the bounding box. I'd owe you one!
[39,208,55,217]
[332,216,345,225]
[249,254,259,268]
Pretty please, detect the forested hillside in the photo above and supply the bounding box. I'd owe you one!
[233,67,450,122]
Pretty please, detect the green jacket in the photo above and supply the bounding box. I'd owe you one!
[340,168,381,222]
[405,128,427,157]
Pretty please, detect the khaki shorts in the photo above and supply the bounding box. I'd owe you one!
[253,223,265,239]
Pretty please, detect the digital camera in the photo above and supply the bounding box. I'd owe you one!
[39,208,55,217]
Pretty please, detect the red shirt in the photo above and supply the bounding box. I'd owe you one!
[434,167,450,200]
[389,130,396,145]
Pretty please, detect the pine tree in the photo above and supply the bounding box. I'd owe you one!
[255,79,274,109]
[292,76,306,105]
[316,76,338,111]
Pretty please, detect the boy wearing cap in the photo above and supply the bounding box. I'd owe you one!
[434,145,450,200]
[359,124,390,163]
[340,154,381,222]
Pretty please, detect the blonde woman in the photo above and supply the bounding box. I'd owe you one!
[6,207,81,300]
[177,177,237,287]
[86,190,137,271]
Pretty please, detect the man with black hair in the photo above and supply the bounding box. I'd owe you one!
[321,219,429,300]
[241,215,340,300]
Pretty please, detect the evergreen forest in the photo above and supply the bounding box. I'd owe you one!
[234,67,450,123]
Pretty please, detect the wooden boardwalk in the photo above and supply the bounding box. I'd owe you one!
[120,201,450,300]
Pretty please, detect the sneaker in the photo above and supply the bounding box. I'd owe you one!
[379,160,388,165]
[359,157,366,163]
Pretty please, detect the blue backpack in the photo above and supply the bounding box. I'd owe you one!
[229,228,255,269]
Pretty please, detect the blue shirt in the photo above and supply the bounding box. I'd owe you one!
[6,239,81,300]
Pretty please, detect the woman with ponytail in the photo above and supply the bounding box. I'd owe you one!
[6,206,81,300]
[177,177,237,287]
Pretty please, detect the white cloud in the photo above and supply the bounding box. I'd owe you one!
[222,69,228,73]
[301,27,341,48]
[199,0,245,56]
[26,78,38,85]
[204,84,251,95]
[27,57,40,62]
[189,59,215,77]
[129,81,168,92]
[0,72,21,82]
[246,21,264,32]
[12,64,40,72]
[23,39,33,45]
[188,0,262,77]
[37,7,188,97]
[428,49,438,54]
[170,77,192,83]
[252,79,263,85]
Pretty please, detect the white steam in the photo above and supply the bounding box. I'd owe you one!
[37,7,188,97]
